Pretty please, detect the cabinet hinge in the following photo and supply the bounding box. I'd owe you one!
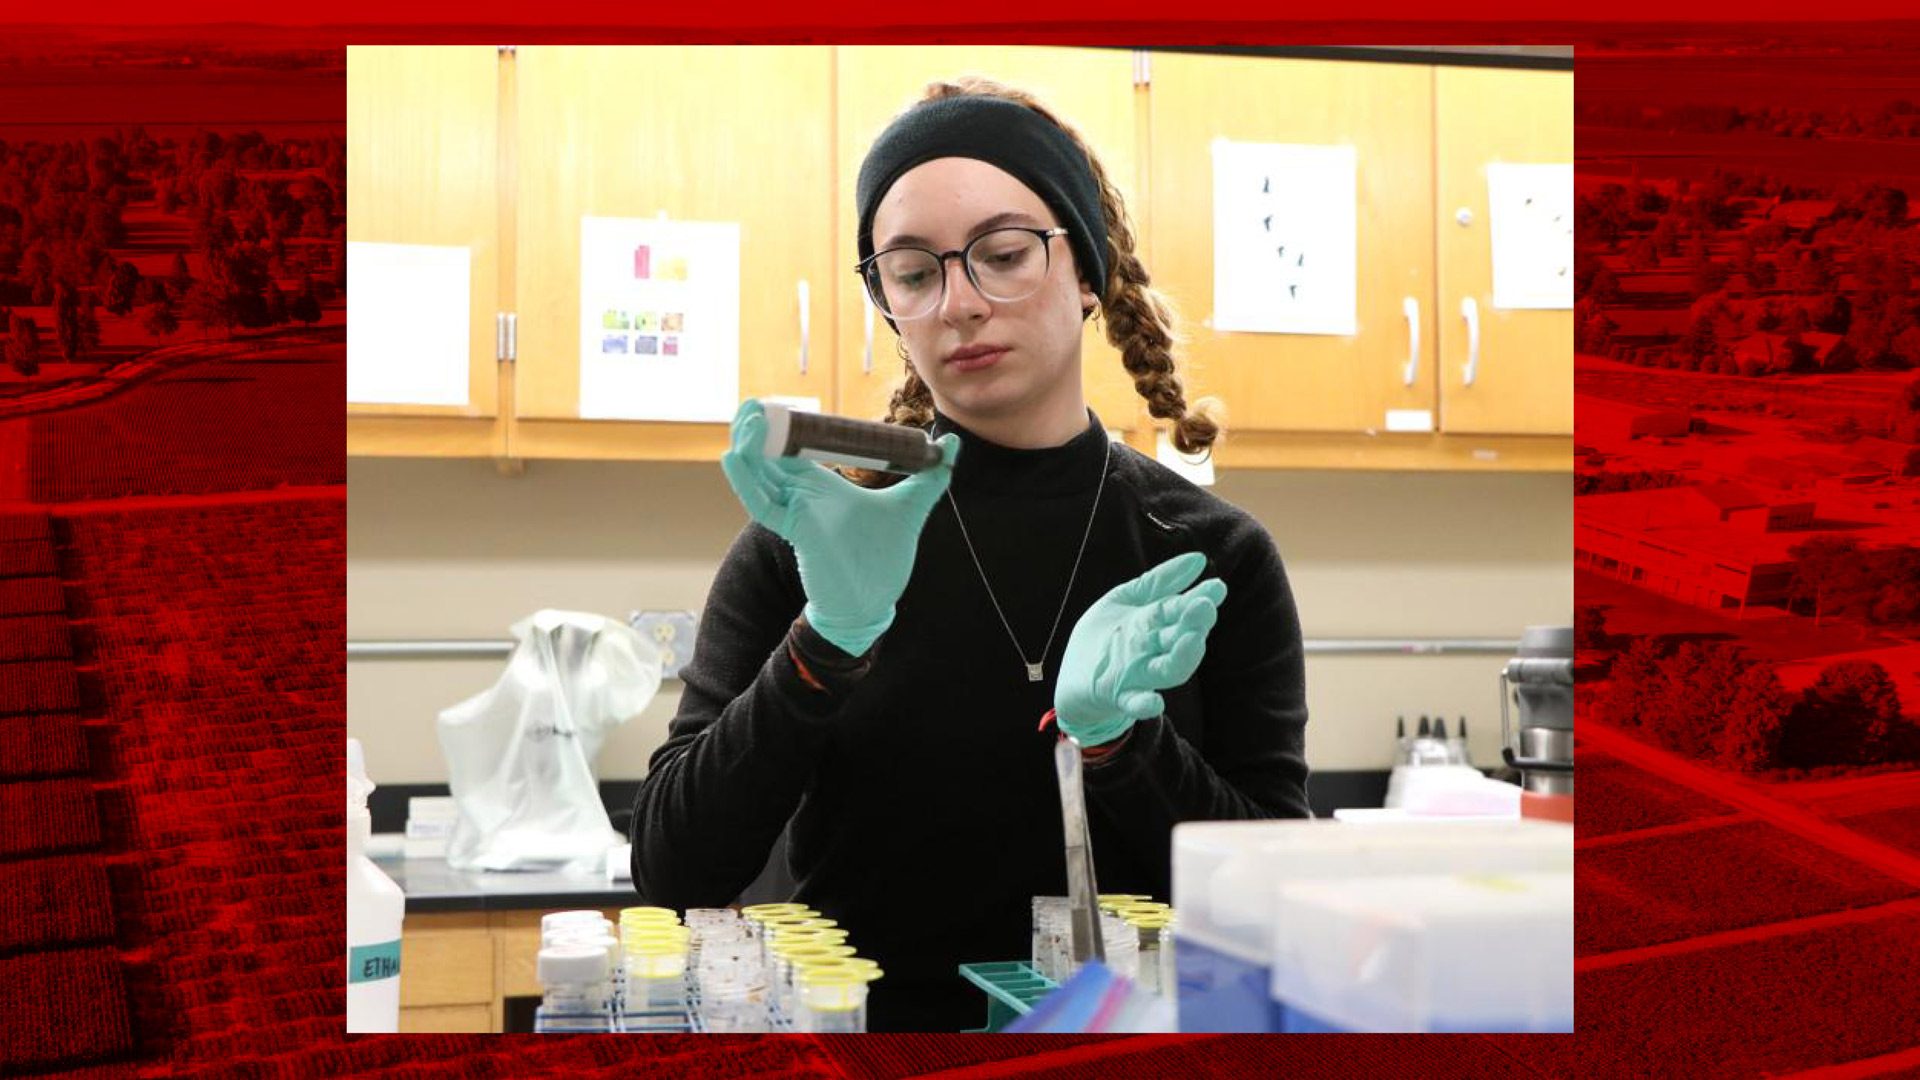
[496,313,516,362]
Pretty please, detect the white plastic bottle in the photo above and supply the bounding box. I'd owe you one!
[347,739,407,1032]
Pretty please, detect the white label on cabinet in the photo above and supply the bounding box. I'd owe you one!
[1385,409,1434,433]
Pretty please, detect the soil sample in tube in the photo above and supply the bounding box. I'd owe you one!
[760,401,943,475]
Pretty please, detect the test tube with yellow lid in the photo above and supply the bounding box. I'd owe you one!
[797,962,883,1032]
[623,930,692,978]
[770,926,849,950]
[742,904,820,940]
[622,914,691,941]
[771,942,856,1019]
[755,915,835,957]
[620,905,681,923]
[1123,912,1174,997]
[759,915,835,933]
[612,922,692,1028]
[622,925,691,964]
[741,902,811,919]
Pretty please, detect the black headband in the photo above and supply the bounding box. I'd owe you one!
[856,95,1109,321]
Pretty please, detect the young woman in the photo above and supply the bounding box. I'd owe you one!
[632,77,1310,1032]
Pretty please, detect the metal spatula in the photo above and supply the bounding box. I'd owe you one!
[1053,732,1106,967]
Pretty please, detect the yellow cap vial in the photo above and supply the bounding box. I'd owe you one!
[799,963,884,1012]
[620,905,680,921]
[770,927,849,947]
[742,902,811,918]
[759,915,836,933]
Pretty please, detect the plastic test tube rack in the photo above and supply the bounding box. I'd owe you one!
[957,961,1060,1033]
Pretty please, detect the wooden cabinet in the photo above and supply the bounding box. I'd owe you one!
[346,47,1570,471]
[1147,52,1436,438]
[396,910,493,1031]
[398,1004,493,1033]
[833,46,1147,441]
[510,46,837,461]
[395,906,629,1033]
[1436,66,1574,437]
[1145,53,1571,468]
[346,45,505,457]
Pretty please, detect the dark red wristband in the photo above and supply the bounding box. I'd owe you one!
[1039,709,1130,760]
[787,613,871,696]
[787,636,828,693]
[1081,727,1132,761]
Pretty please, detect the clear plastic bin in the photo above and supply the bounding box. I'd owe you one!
[1270,871,1573,1032]
[1172,819,1572,1032]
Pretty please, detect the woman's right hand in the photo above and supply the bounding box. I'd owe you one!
[720,399,960,657]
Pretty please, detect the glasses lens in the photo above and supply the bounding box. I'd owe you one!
[968,229,1049,303]
[870,249,942,320]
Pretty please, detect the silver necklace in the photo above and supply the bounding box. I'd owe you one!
[947,433,1112,683]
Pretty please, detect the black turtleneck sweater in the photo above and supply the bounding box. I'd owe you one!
[630,409,1310,1031]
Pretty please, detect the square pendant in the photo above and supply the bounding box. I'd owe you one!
[1026,663,1044,682]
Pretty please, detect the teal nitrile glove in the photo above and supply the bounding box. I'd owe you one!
[1054,551,1228,747]
[720,399,960,657]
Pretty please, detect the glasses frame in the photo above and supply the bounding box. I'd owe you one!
[856,226,1069,320]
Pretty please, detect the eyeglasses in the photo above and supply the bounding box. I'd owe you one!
[857,227,1068,321]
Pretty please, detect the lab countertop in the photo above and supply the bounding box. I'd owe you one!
[372,848,637,914]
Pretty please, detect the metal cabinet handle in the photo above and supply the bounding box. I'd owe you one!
[862,289,875,375]
[797,280,810,375]
[1401,296,1420,386]
[1460,296,1480,388]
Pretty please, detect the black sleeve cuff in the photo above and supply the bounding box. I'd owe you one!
[1080,722,1139,770]
[785,613,873,698]
[1082,716,1162,784]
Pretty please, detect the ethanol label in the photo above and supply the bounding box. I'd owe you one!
[350,940,402,984]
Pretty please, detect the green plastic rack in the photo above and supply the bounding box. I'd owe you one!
[957,961,1059,1032]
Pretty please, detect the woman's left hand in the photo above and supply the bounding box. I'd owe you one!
[1054,551,1227,747]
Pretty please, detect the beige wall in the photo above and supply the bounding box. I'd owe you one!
[347,457,1570,788]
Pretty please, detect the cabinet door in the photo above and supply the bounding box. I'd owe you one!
[1435,66,1573,436]
[512,46,836,460]
[834,46,1143,434]
[1146,53,1435,435]
[346,46,503,453]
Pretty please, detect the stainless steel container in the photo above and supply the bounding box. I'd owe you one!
[1500,625,1574,796]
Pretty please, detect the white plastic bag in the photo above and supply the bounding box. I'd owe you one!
[438,610,663,871]
[1396,765,1523,819]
